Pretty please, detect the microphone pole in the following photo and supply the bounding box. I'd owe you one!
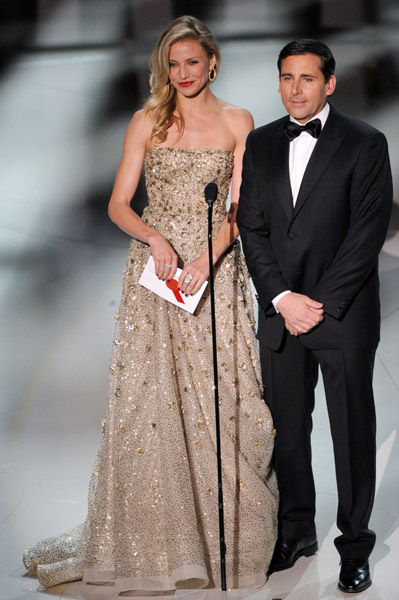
[204,182,227,591]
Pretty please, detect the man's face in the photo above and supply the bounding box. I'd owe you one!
[278,53,336,123]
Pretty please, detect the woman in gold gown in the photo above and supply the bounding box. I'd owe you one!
[23,15,278,594]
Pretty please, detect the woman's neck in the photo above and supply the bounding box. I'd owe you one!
[175,86,216,118]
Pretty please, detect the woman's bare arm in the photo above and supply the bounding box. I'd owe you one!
[108,110,178,280]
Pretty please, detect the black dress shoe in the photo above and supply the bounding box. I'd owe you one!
[267,534,318,574]
[338,559,371,593]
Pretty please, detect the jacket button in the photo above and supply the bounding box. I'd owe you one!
[288,232,295,240]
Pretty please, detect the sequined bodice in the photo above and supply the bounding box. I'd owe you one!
[143,148,233,261]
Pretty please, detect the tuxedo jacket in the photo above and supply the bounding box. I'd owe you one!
[237,105,393,351]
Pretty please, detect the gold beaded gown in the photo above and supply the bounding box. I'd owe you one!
[23,148,278,594]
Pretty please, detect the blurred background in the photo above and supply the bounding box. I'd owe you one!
[0,1,398,599]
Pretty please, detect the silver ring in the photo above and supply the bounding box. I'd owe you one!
[165,264,172,269]
[184,274,193,283]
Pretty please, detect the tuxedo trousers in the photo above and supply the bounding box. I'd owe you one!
[260,330,377,559]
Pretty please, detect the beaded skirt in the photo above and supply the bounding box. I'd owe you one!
[23,148,278,594]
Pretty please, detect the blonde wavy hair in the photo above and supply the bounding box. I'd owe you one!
[143,15,221,143]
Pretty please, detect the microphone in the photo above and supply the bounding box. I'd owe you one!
[204,182,218,206]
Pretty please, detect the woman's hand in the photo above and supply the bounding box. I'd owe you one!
[149,234,178,281]
[178,253,210,296]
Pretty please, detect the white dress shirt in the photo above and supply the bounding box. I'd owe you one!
[272,103,330,311]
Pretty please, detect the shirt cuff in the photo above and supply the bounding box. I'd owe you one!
[272,290,292,313]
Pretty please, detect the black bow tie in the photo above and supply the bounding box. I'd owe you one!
[284,118,322,141]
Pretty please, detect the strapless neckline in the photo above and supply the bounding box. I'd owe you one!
[146,147,233,155]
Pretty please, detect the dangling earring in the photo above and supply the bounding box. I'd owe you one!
[208,67,216,82]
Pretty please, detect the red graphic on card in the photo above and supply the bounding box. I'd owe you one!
[166,279,185,304]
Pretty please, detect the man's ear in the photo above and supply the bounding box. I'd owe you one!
[326,75,336,96]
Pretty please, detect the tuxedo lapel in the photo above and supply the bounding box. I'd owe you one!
[292,107,344,219]
[270,122,293,220]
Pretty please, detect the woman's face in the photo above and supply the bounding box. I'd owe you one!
[168,39,215,97]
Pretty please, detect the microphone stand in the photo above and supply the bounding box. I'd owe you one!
[174,184,272,600]
[205,183,227,591]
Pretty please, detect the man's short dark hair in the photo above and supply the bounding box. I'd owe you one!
[278,39,336,83]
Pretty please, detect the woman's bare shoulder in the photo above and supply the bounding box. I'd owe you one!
[126,109,153,133]
[124,109,153,148]
[218,99,254,133]
[214,100,254,143]
[218,98,253,121]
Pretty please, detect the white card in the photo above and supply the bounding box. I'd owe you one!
[139,256,208,314]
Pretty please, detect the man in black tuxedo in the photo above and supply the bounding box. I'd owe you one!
[237,40,392,593]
